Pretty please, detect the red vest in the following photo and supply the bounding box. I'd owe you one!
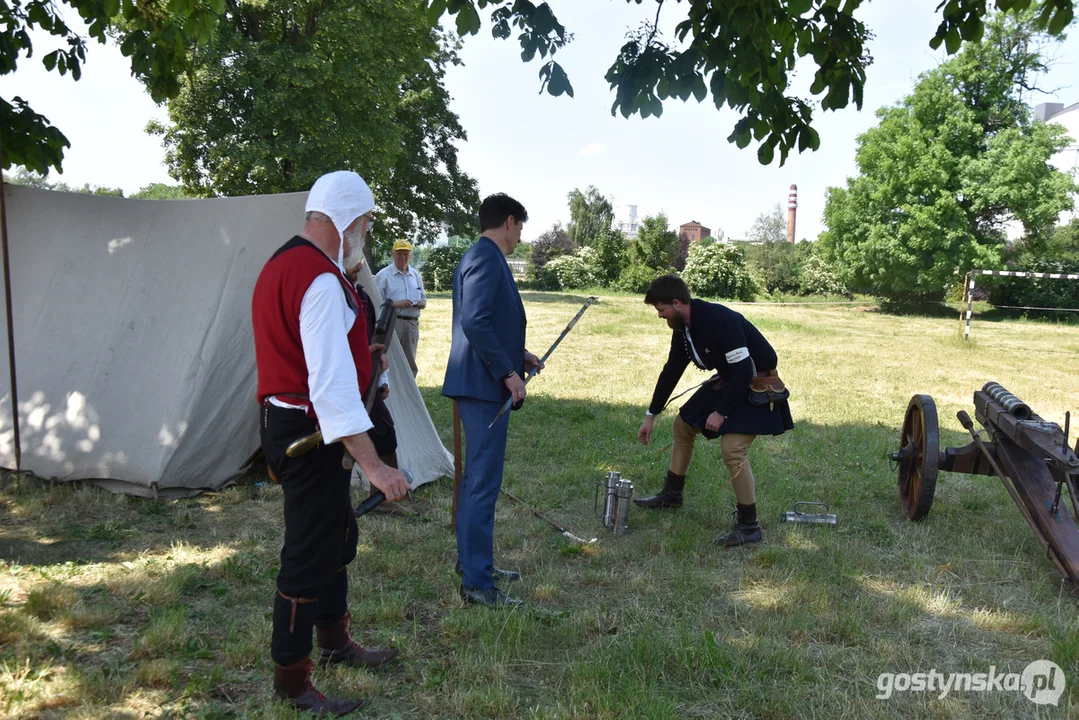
[252,237,371,415]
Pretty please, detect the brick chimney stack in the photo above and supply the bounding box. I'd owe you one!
[786,184,798,243]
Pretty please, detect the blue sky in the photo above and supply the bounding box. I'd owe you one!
[3,0,1078,243]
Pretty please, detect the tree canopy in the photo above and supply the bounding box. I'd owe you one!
[431,0,1075,165]
[1,0,221,174]
[149,0,477,245]
[818,11,1077,301]
[566,186,614,246]
[6,167,123,195]
[747,202,787,245]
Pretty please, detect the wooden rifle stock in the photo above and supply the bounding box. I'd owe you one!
[364,299,397,413]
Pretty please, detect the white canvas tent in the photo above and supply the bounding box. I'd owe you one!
[0,185,453,497]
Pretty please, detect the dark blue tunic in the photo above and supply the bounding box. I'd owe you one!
[647,299,794,439]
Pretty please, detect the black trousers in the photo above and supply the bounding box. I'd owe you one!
[261,401,358,665]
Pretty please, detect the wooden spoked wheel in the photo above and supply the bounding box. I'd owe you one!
[895,394,940,521]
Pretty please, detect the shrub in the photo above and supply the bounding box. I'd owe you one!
[528,224,575,278]
[745,241,803,294]
[797,255,852,298]
[615,263,663,294]
[421,245,467,292]
[588,227,627,286]
[544,253,597,290]
[681,243,757,300]
[989,257,1079,312]
[988,221,1079,313]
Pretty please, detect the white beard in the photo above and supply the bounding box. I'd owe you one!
[342,230,365,270]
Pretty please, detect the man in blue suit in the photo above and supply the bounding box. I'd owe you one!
[443,193,543,609]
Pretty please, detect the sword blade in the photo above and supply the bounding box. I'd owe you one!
[488,296,598,428]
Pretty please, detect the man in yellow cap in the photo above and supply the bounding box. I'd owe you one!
[375,239,427,376]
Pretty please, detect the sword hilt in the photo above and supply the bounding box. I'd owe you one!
[286,429,323,457]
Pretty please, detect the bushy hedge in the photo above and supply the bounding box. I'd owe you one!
[798,255,851,298]
[987,222,1079,313]
[989,257,1079,312]
[544,252,597,290]
[421,245,467,292]
[681,243,757,300]
[615,263,662,294]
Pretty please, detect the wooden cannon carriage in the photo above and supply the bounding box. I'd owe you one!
[890,382,1079,587]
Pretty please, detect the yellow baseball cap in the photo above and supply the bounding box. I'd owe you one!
[393,239,413,252]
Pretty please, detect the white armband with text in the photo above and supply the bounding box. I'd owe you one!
[725,347,750,364]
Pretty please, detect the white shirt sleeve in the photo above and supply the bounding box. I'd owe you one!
[299,273,374,444]
[415,267,427,305]
[375,268,390,303]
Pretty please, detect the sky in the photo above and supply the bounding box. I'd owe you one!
[2,0,1078,243]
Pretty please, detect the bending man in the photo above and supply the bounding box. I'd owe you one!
[636,274,793,547]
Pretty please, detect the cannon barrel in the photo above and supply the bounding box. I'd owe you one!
[982,381,1033,420]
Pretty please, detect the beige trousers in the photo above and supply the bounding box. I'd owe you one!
[671,414,757,504]
[394,318,419,377]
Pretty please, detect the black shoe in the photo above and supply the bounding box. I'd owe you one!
[715,503,762,547]
[633,490,683,509]
[459,585,526,609]
[634,470,685,509]
[455,561,521,584]
[715,523,762,547]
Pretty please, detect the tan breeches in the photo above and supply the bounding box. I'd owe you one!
[671,414,757,504]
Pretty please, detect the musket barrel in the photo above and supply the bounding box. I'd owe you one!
[982,381,1033,420]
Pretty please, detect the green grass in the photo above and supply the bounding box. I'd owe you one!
[2,292,1079,718]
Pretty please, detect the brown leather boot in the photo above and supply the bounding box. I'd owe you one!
[273,657,364,717]
[633,470,685,509]
[316,613,399,669]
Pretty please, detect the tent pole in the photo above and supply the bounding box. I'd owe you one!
[0,141,21,478]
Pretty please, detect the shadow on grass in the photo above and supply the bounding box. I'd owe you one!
[977,307,1079,324]
[417,387,1072,596]
[870,300,957,318]
[518,291,599,305]
[4,390,1078,717]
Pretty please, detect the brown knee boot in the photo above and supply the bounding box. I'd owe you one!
[634,470,685,509]
[316,613,399,669]
[273,657,364,717]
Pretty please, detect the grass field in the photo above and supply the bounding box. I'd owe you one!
[2,292,1079,718]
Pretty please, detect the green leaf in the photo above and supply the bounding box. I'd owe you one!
[455,4,481,36]
[709,72,726,108]
[427,0,449,25]
[691,75,706,102]
[43,50,58,72]
[944,26,961,54]
[1047,6,1074,35]
[788,0,813,14]
[961,15,983,43]
[757,141,774,165]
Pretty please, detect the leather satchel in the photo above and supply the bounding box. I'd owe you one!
[748,371,790,410]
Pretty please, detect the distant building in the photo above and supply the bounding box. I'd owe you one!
[1035,102,1079,224]
[678,221,711,243]
[617,204,641,239]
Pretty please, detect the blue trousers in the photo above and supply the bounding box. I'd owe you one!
[455,397,511,589]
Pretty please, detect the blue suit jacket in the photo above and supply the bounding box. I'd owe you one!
[442,237,527,403]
